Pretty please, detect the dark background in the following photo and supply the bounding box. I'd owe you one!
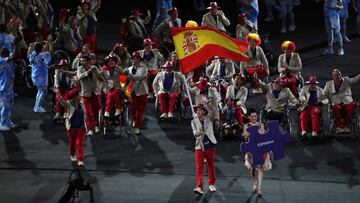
[49,0,355,35]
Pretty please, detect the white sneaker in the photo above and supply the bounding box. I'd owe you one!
[95,126,100,133]
[168,112,174,118]
[0,125,11,131]
[34,108,47,113]
[301,131,307,136]
[8,122,18,128]
[322,48,334,55]
[160,113,168,118]
[78,161,84,166]
[343,127,351,133]
[209,185,216,192]
[280,27,287,33]
[53,113,62,120]
[193,186,203,195]
[133,128,140,134]
[87,130,94,136]
[252,183,258,192]
[336,48,344,56]
[70,155,77,161]
[311,131,318,137]
[288,24,296,32]
[336,127,344,134]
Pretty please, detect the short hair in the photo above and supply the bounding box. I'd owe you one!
[248,107,257,115]
[80,54,91,61]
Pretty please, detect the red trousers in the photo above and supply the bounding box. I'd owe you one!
[105,88,122,114]
[66,127,85,161]
[147,69,159,93]
[131,94,148,128]
[158,92,179,113]
[281,75,298,97]
[300,105,321,132]
[245,65,267,89]
[195,148,216,189]
[82,94,101,131]
[235,105,244,127]
[84,34,97,55]
[332,102,356,128]
[55,90,68,113]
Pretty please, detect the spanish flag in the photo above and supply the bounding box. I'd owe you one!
[171,26,249,74]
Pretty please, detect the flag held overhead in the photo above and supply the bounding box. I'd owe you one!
[171,25,249,74]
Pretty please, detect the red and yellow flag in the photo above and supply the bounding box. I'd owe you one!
[171,26,249,74]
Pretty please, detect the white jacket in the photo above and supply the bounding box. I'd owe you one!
[298,85,329,111]
[277,52,302,78]
[191,105,217,151]
[324,75,360,104]
[201,10,230,32]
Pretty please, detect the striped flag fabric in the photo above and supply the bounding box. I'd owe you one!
[171,26,249,74]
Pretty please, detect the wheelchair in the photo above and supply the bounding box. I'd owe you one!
[154,93,184,123]
[328,102,360,137]
[99,90,133,138]
[296,105,327,140]
[260,105,292,134]
[217,105,244,141]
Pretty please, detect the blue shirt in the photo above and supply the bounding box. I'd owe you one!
[273,90,281,99]
[200,120,215,150]
[324,0,341,17]
[143,51,155,62]
[0,33,15,54]
[70,108,84,128]
[86,16,95,35]
[163,73,174,91]
[220,64,226,78]
[0,56,15,93]
[308,90,318,105]
[28,51,51,86]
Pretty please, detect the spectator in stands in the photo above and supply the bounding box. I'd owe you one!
[18,0,41,44]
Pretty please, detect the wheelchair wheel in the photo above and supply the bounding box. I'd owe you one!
[352,104,360,137]
[52,50,70,65]
[123,102,133,136]
[14,59,27,84]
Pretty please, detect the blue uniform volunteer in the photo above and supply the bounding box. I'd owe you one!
[28,48,52,112]
[0,53,16,131]
[323,0,344,55]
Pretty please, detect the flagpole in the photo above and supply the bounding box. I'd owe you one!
[181,74,196,118]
